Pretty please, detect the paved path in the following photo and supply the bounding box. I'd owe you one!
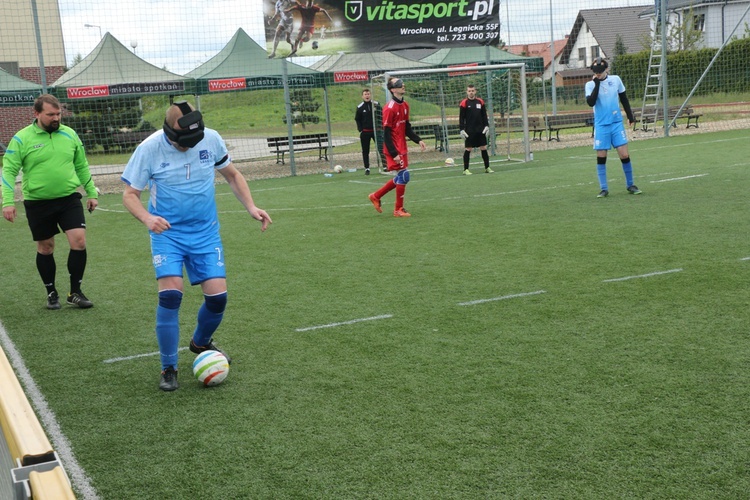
[88,135,358,176]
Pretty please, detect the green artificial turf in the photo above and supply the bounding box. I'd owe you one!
[0,129,748,499]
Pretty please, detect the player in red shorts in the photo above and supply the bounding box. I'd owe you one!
[368,78,426,218]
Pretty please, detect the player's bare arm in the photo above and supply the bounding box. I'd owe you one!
[122,185,171,234]
[218,164,272,232]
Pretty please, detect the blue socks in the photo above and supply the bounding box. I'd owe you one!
[156,290,228,370]
[621,157,634,186]
[192,292,227,347]
[156,289,182,371]
[596,157,608,190]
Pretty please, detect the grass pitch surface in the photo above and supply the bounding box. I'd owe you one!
[1,129,748,498]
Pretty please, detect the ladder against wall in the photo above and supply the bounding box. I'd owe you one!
[639,22,664,132]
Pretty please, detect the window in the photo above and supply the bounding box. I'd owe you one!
[578,48,586,67]
[0,62,20,77]
[591,46,600,59]
[693,14,705,32]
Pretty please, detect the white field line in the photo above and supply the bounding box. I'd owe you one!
[103,346,189,364]
[458,290,546,306]
[741,257,750,261]
[651,174,708,183]
[0,320,100,500]
[295,314,393,332]
[602,268,683,282]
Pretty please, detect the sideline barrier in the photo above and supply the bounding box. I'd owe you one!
[0,346,75,498]
[28,467,76,499]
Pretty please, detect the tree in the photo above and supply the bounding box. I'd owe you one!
[63,97,153,152]
[282,89,320,128]
[642,6,705,52]
[611,34,628,73]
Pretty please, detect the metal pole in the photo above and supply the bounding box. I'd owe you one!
[550,0,557,115]
[485,45,496,156]
[660,0,669,136]
[520,64,530,161]
[30,0,48,92]
[282,59,296,176]
[323,85,333,168]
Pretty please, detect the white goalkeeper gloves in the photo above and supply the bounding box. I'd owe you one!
[482,126,490,135]
[460,130,469,140]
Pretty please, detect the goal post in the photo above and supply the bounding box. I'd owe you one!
[370,63,531,169]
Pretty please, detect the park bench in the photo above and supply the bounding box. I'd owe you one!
[633,106,703,131]
[413,117,546,150]
[267,133,332,164]
[410,124,445,151]
[544,112,594,141]
[494,116,545,141]
[111,130,156,152]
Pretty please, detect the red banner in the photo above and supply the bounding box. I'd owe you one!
[208,78,247,92]
[333,71,369,83]
[67,85,110,99]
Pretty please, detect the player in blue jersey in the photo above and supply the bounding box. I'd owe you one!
[121,101,272,391]
[585,57,641,198]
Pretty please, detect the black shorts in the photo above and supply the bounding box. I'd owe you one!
[24,192,86,241]
[465,133,488,149]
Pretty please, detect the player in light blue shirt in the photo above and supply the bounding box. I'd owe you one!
[122,101,272,391]
[585,57,642,198]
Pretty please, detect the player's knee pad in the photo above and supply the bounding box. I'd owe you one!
[620,156,630,164]
[597,157,607,165]
[204,291,228,314]
[395,169,410,185]
[158,289,183,310]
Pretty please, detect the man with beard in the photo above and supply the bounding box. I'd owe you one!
[2,94,98,310]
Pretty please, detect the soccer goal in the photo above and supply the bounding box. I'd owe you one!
[370,63,531,168]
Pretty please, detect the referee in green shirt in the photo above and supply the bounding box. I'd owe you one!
[2,94,98,309]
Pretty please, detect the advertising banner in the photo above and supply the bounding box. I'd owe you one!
[264,0,501,58]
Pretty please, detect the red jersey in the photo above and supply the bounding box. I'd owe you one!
[382,98,410,158]
[292,4,321,29]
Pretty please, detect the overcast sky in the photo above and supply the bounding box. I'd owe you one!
[58,0,648,75]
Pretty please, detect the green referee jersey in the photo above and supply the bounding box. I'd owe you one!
[1,120,97,207]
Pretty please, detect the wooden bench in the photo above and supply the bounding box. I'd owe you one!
[494,116,545,141]
[684,107,703,128]
[411,124,444,151]
[414,117,545,150]
[267,133,332,164]
[545,112,594,141]
[633,106,703,131]
[111,130,156,152]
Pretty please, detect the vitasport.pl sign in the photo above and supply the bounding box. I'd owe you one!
[263,0,500,58]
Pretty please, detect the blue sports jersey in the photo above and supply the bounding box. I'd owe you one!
[121,129,231,245]
[585,75,626,127]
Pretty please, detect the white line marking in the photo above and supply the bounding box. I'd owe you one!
[741,257,750,261]
[295,314,393,332]
[103,346,189,364]
[0,320,100,499]
[458,290,546,306]
[651,174,708,183]
[602,268,683,282]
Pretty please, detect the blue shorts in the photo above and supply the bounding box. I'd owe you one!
[150,232,226,285]
[593,121,628,150]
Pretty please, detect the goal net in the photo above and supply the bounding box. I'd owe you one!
[370,63,531,170]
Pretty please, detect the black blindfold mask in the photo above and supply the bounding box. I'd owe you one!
[387,78,404,90]
[163,101,205,148]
